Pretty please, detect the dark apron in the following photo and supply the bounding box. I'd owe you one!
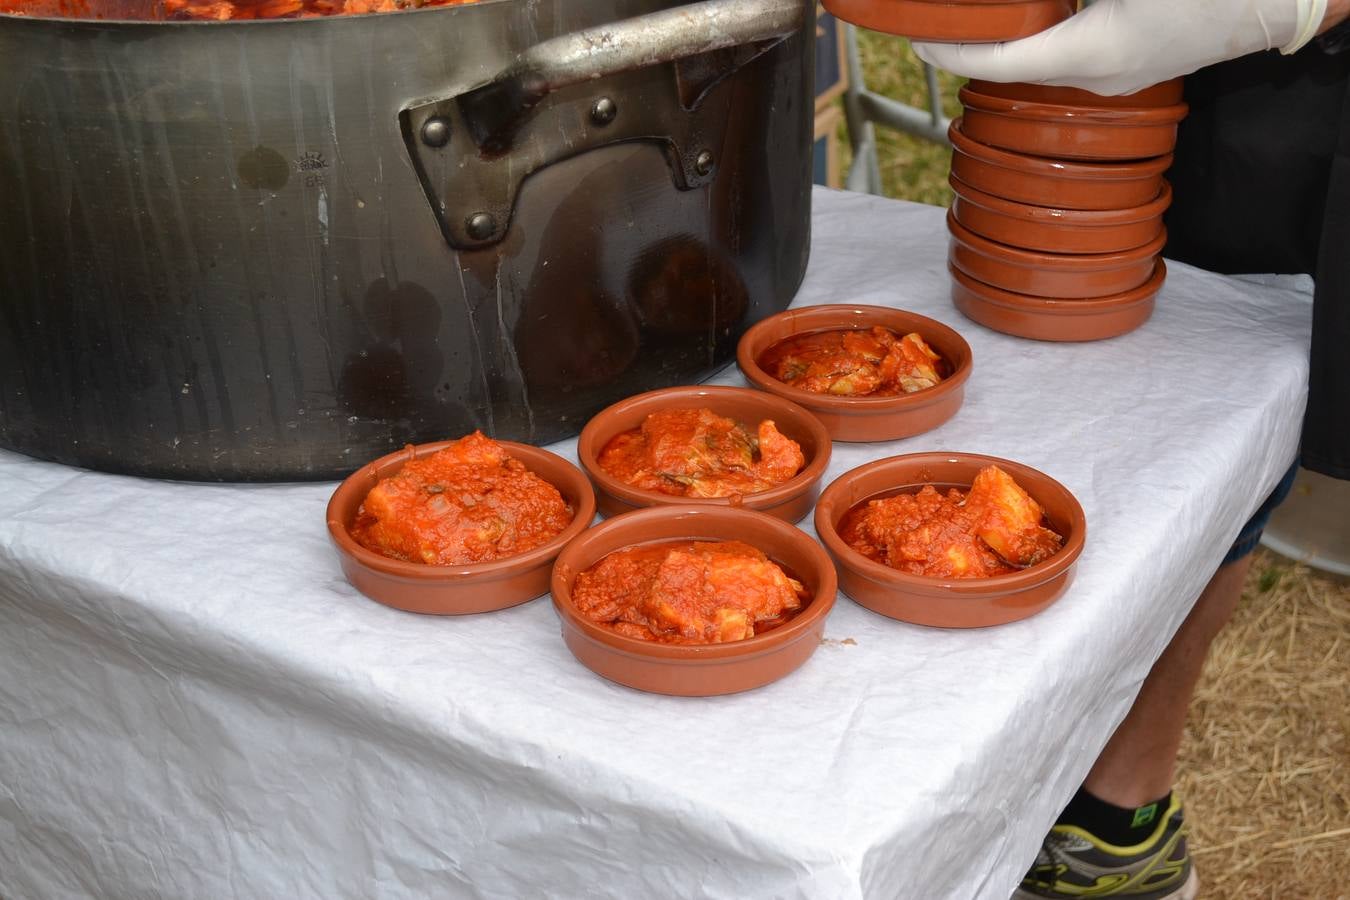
[1164,44,1350,479]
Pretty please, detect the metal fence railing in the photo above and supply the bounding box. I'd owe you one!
[841,24,953,194]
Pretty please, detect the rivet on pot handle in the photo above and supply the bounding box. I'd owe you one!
[401,0,809,250]
[459,0,805,152]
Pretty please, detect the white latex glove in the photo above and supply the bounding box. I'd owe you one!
[913,0,1330,96]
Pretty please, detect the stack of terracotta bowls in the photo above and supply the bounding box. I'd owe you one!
[823,0,1075,44]
[946,79,1186,341]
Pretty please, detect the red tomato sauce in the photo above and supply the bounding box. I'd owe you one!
[572,540,808,644]
[1,0,475,21]
[597,407,805,499]
[841,465,1063,578]
[758,326,948,397]
[352,431,572,566]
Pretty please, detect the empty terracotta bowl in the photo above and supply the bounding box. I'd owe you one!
[822,0,1075,42]
[550,505,838,695]
[814,452,1085,627]
[327,440,597,615]
[950,174,1171,255]
[950,260,1165,341]
[949,119,1172,211]
[736,304,973,443]
[576,385,831,523]
[947,211,1163,299]
[967,78,1184,108]
[958,86,1188,160]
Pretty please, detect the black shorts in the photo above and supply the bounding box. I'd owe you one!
[1165,46,1350,479]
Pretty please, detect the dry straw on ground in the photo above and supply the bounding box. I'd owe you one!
[1178,549,1349,899]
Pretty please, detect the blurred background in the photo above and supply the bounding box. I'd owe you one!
[814,16,1350,898]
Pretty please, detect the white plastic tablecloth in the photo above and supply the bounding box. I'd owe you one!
[0,189,1312,900]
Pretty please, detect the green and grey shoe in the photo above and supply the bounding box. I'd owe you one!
[1012,796,1198,899]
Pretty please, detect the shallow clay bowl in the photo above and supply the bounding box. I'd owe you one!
[814,453,1085,627]
[958,86,1188,160]
[967,78,1184,108]
[577,385,831,523]
[327,440,597,615]
[950,174,1171,255]
[950,260,1164,341]
[736,304,973,443]
[949,119,1172,211]
[947,211,1163,299]
[550,505,838,696]
[823,0,1074,42]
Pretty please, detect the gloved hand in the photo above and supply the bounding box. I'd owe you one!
[912,0,1330,96]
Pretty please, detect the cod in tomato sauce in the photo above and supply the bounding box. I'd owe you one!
[759,326,947,397]
[352,431,572,566]
[572,540,808,644]
[841,465,1063,578]
[597,407,805,498]
[0,0,477,21]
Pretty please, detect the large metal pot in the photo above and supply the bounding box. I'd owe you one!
[0,0,813,480]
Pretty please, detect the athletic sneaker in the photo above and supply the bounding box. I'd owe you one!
[1012,796,1199,899]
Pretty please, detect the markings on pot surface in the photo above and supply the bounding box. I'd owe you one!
[296,150,328,188]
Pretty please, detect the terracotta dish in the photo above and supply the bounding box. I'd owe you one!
[950,260,1165,342]
[948,119,1172,211]
[822,0,1075,42]
[958,86,1188,160]
[327,440,596,615]
[736,304,973,442]
[815,452,1085,627]
[551,505,838,695]
[947,211,1163,299]
[967,78,1185,108]
[949,174,1171,255]
[576,385,831,523]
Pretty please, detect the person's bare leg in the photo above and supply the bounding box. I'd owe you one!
[1080,555,1255,808]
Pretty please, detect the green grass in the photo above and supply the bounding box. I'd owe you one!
[1257,564,1285,593]
[834,32,965,206]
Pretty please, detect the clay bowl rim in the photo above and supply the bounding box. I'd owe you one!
[326,439,598,582]
[821,0,1078,40]
[814,452,1087,595]
[949,260,1168,312]
[958,85,1189,125]
[966,77,1184,109]
[947,210,1167,271]
[948,118,1174,180]
[575,384,832,513]
[843,0,1075,5]
[550,504,839,661]
[949,173,1173,226]
[735,303,974,414]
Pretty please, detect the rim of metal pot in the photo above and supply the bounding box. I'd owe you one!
[0,0,795,28]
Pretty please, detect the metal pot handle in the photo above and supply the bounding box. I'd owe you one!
[514,0,804,86]
[402,0,808,248]
[461,0,806,148]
